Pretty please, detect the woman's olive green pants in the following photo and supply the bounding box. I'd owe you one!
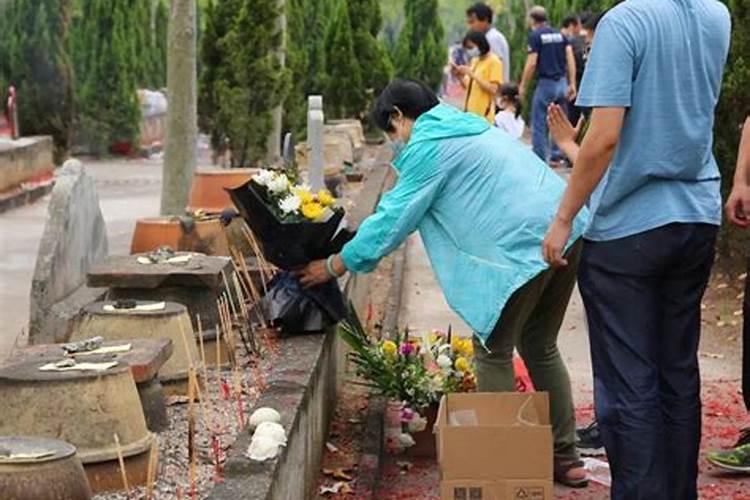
[472,240,582,461]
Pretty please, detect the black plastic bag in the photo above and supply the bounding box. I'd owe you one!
[226,181,355,270]
[262,272,347,335]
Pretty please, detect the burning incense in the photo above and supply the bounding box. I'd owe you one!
[113,433,131,497]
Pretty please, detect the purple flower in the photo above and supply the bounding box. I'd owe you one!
[400,406,415,422]
[399,342,415,356]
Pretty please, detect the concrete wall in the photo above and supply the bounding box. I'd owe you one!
[0,136,54,192]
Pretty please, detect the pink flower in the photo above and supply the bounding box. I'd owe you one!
[400,406,415,422]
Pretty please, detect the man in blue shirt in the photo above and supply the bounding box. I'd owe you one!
[519,5,577,164]
[541,0,731,498]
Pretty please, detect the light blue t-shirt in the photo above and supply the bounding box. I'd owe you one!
[576,0,731,241]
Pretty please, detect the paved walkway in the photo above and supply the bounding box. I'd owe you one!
[0,158,162,359]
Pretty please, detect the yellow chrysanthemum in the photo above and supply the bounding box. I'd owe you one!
[301,201,325,220]
[382,340,398,357]
[455,356,470,373]
[460,339,474,357]
[292,187,314,204]
[317,189,336,207]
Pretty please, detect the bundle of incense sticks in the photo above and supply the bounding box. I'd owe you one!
[217,296,237,366]
[240,225,274,290]
[187,369,198,500]
[221,270,240,319]
[231,272,259,353]
[229,246,269,329]
[222,292,253,358]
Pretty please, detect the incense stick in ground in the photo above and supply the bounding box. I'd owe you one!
[196,313,209,387]
[113,433,131,496]
[221,270,239,318]
[145,436,159,500]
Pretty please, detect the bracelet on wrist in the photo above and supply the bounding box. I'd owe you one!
[325,255,340,279]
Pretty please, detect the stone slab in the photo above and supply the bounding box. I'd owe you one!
[29,159,109,344]
[3,338,172,383]
[87,254,233,290]
[209,331,337,500]
[0,136,54,192]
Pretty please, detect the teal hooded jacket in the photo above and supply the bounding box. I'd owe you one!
[340,104,588,343]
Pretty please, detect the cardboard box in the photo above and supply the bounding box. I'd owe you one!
[435,393,554,500]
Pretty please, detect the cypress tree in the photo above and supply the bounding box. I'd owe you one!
[71,0,141,154]
[2,0,74,160]
[200,0,288,167]
[394,0,445,90]
[284,0,309,137]
[324,0,364,119]
[347,0,393,95]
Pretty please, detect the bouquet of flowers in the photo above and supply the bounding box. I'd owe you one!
[227,168,354,270]
[339,310,477,452]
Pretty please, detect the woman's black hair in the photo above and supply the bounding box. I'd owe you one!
[463,31,490,56]
[583,10,606,32]
[499,83,522,119]
[371,79,439,132]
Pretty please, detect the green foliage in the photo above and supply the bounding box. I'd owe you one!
[199,0,289,167]
[69,0,141,154]
[323,0,365,119]
[0,0,74,161]
[393,0,446,90]
[715,0,750,257]
[348,0,394,96]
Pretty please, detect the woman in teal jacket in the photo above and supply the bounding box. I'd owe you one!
[299,79,589,486]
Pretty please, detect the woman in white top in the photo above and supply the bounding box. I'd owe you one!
[494,83,525,140]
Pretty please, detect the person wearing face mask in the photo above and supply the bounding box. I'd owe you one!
[452,31,503,123]
[297,79,590,488]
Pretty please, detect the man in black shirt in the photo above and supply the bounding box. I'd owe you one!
[519,6,577,164]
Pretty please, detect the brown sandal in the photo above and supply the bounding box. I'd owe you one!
[554,459,589,488]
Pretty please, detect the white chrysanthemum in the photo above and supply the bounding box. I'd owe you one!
[278,194,302,214]
[398,433,416,448]
[437,354,452,370]
[267,173,290,194]
[252,169,274,187]
[407,415,428,433]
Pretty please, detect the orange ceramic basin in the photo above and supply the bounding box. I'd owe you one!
[187,168,257,213]
[130,217,230,256]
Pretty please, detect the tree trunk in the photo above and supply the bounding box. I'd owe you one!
[265,0,286,164]
[161,0,197,215]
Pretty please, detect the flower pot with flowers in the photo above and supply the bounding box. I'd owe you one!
[339,311,477,457]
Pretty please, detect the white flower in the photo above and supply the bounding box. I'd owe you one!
[248,407,281,431]
[398,433,416,448]
[246,435,281,461]
[278,194,301,214]
[252,169,275,187]
[267,173,290,194]
[254,421,287,447]
[407,415,428,433]
[437,354,453,370]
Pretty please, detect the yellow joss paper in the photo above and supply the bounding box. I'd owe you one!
[317,190,336,207]
[301,201,325,220]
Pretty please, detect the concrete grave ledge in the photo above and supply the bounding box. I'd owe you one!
[210,151,395,500]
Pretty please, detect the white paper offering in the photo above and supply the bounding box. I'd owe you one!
[39,361,118,372]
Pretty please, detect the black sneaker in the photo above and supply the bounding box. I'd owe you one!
[735,428,750,447]
[576,420,605,457]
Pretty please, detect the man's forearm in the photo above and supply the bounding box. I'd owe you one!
[734,117,750,186]
[566,50,577,88]
[556,132,619,224]
[519,61,535,95]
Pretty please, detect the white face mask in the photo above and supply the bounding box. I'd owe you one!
[466,47,481,59]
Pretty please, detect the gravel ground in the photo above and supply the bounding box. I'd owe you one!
[95,329,280,500]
